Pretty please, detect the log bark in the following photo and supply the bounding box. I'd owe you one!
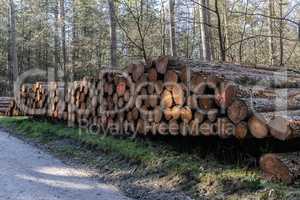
[243,98,300,113]
[260,153,300,184]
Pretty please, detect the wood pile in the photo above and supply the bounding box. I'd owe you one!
[1,97,20,116]
[47,82,67,120]
[66,77,99,125]
[7,82,65,117]
[8,56,300,140]
[19,82,48,115]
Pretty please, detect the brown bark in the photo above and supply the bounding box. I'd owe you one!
[260,153,300,184]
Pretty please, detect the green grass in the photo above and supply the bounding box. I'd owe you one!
[0,116,201,174]
[0,116,298,199]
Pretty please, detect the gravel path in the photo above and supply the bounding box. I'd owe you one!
[0,130,131,200]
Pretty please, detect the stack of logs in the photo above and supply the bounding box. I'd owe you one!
[7,82,65,118]
[1,97,21,116]
[6,56,300,183]
[7,56,300,141]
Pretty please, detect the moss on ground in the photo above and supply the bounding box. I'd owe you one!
[0,116,299,200]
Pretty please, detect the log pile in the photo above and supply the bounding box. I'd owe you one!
[7,82,65,117]
[47,82,67,120]
[1,97,21,116]
[66,77,100,125]
[8,56,300,140]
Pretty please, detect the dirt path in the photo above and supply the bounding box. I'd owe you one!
[0,130,131,200]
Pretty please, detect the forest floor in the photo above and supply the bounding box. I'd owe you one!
[0,116,300,200]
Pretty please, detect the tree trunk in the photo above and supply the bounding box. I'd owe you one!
[108,0,118,67]
[169,0,177,57]
[298,21,300,41]
[160,0,166,55]
[268,0,275,66]
[7,3,11,93]
[215,0,226,62]
[54,0,60,80]
[60,0,67,84]
[223,0,229,58]
[8,0,18,95]
[71,0,78,81]
[199,0,212,61]
[238,0,249,63]
[279,0,284,66]
[45,0,50,74]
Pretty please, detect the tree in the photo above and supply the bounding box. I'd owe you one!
[60,0,67,82]
[116,0,160,62]
[108,0,118,67]
[214,0,226,62]
[72,0,78,72]
[168,0,176,57]
[1,0,300,86]
[279,0,286,66]
[160,0,167,55]
[54,0,60,80]
[8,0,18,94]
[199,0,213,61]
[268,0,275,65]
[238,0,249,63]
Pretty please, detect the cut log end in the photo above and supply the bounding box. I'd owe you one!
[227,100,248,124]
[269,116,292,141]
[148,68,158,82]
[156,56,169,74]
[260,153,300,184]
[235,122,248,139]
[248,115,269,139]
[215,83,237,108]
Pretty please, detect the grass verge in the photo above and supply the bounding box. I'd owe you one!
[0,116,298,200]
